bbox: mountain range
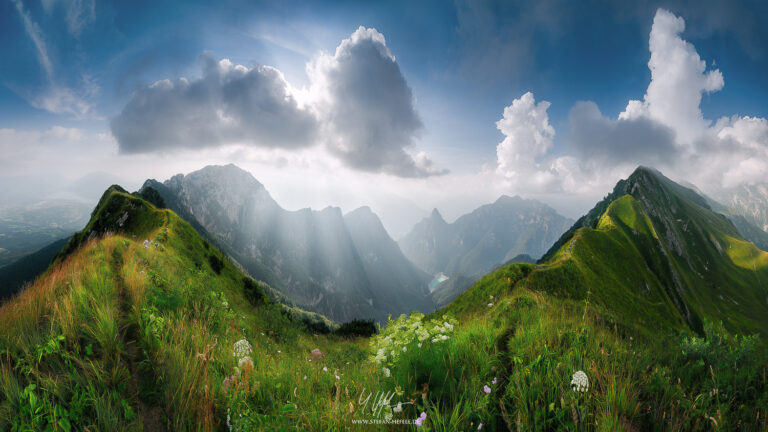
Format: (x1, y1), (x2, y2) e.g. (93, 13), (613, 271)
(399, 195), (572, 305)
(726, 183), (768, 232)
(1, 165), (767, 430)
(140, 164), (432, 323)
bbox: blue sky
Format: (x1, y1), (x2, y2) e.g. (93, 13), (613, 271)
(2, 0), (768, 236)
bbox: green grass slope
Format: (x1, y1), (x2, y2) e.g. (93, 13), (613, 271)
(0, 188), (383, 431)
(533, 167), (768, 338)
(1, 173), (767, 431)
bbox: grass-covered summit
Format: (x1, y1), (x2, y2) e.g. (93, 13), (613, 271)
(534, 166), (768, 337)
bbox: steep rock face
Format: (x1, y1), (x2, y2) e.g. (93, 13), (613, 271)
(142, 165), (432, 322)
(726, 183), (768, 232)
(398, 208), (451, 276)
(344, 207), (433, 315)
(399, 196), (572, 305)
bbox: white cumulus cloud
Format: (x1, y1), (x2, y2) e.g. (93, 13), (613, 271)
(619, 8), (724, 144)
(495, 8), (768, 203)
(307, 26), (444, 177)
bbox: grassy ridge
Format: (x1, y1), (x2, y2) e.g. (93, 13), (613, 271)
(1, 173), (767, 430)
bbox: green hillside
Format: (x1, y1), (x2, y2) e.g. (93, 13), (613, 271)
(535, 167), (768, 338)
(1, 171), (767, 431)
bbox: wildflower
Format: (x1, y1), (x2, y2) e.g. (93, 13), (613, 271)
(483, 385), (491, 394)
(222, 301), (229, 308)
(444, 322), (454, 331)
(402, 347), (407, 352)
(571, 370), (589, 393)
(492, 377), (498, 385)
(383, 367), (391, 377)
(441, 335), (449, 341)
(393, 402), (403, 413)
(303, 375), (307, 380)
(415, 412), (427, 427)
(312, 348), (326, 361)
(335, 375), (340, 380)
(431, 338), (438, 343)
(233, 339), (253, 359)
(277, 350), (281, 354)
(238, 356), (254, 371)
(323, 366), (328, 372)
(478, 423), (483, 430)
(487, 303), (494, 308)
(417, 343), (422, 348)
(237, 356), (253, 372)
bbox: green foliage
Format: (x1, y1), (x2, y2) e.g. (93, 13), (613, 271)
(133, 187), (166, 209)
(242, 276), (265, 306)
(335, 319), (377, 338)
(208, 254), (224, 274)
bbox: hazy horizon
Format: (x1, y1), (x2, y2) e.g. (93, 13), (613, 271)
(3, 1), (768, 236)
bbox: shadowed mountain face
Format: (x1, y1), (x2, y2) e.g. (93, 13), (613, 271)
(142, 164), (432, 323)
(398, 195), (572, 305)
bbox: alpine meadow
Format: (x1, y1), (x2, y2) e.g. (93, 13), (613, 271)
(1, 1), (768, 431)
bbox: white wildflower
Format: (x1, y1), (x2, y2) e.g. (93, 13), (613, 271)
(571, 370), (589, 393)
(383, 367), (391, 377)
(487, 303), (494, 308)
(323, 366), (328, 372)
(233, 339), (253, 359)
(440, 335), (449, 341)
(393, 402), (403, 413)
(402, 347), (407, 353)
(238, 356), (254, 371)
(444, 322), (454, 331)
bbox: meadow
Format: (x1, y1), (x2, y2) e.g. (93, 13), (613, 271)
(0, 190), (766, 431)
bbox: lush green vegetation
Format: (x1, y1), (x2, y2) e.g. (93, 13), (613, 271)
(1, 169), (767, 430)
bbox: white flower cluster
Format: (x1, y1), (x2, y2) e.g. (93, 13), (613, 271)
(371, 312), (457, 369)
(238, 356), (253, 371)
(233, 338), (253, 359)
(571, 370), (589, 393)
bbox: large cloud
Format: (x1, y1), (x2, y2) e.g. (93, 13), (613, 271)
(567, 101), (677, 167)
(495, 92), (594, 194)
(619, 8), (724, 144)
(496, 8), (768, 200)
(111, 55), (318, 153)
(112, 27), (443, 177)
(307, 27), (443, 177)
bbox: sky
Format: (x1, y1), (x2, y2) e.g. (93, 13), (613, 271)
(2, 0), (768, 237)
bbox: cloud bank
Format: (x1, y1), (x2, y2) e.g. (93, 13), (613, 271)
(495, 8), (768, 199)
(112, 56), (317, 153)
(111, 27), (442, 178)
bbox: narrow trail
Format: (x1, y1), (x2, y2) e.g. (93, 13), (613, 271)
(111, 243), (165, 431)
